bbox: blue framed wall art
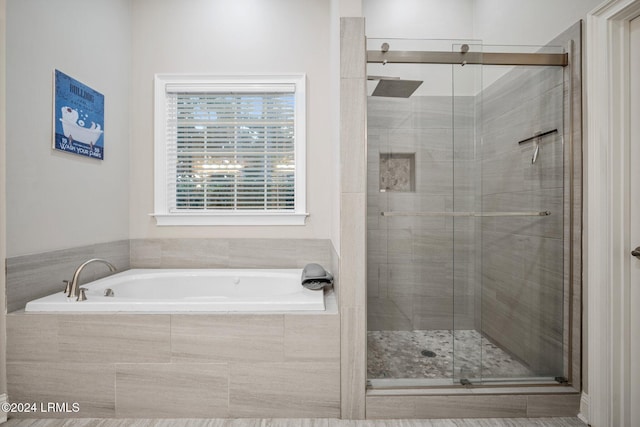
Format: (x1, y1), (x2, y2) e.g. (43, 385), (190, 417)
(53, 69), (105, 160)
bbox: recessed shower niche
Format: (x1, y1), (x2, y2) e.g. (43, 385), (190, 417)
(379, 152), (415, 192)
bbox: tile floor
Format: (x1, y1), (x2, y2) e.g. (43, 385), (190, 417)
(3, 418), (587, 427)
(367, 330), (535, 380)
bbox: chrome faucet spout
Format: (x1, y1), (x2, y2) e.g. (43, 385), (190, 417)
(67, 258), (117, 300)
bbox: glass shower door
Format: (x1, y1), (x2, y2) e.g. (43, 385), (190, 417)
(452, 45), (567, 383)
(367, 38), (473, 386)
(366, 39), (568, 388)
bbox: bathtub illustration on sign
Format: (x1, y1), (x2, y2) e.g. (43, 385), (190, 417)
(59, 106), (103, 146)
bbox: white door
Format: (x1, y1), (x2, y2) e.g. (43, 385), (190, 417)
(630, 15), (640, 427)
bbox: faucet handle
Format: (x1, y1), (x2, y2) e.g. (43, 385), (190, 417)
(63, 280), (71, 295)
(77, 288), (87, 302)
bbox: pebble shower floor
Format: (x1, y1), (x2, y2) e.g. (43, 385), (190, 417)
(367, 329), (534, 380)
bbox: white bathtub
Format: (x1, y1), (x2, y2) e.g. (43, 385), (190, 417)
(60, 118), (103, 145)
(24, 269), (325, 312)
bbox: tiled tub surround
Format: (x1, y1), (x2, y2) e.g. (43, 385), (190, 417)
(130, 238), (334, 270)
(6, 238), (340, 417)
(6, 238), (338, 312)
(6, 295), (339, 418)
(6, 240), (131, 313)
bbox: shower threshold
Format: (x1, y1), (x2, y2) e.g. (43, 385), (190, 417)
(366, 379), (578, 398)
(368, 376), (563, 390)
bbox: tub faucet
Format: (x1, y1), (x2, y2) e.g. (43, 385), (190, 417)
(67, 258), (117, 300)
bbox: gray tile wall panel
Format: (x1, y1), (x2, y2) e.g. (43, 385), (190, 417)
(6, 240), (130, 312)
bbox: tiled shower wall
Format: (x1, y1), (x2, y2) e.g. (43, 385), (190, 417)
(366, 23), (582, 381)
(479, 22), (582, 380)
(366, 96), (476, 331)
(479, 65), (565, 376)
(367, 89), (567, 373)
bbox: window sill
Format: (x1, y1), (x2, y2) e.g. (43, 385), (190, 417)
(150, 212), (309, 226)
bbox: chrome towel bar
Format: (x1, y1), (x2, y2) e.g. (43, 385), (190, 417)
(517, 129), (558, 145)
(380, 211), (551, 217)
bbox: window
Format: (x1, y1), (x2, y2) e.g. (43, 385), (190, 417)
(153, 74), (307, 225)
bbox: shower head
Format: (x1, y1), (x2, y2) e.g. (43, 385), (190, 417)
(370, 78), (423, 98)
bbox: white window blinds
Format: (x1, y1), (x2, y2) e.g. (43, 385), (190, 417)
(153, 75), (307, 226)
(166, 91), (296, 212)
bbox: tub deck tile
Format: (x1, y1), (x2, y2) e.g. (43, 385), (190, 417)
(6, 362), (115, 418)
(6, 314), (59, 362)
(58, 314), (171, 363)
(284, 314), (339, 361)
(115, 363), (229, 418)
(171, 314), (285, 362)
(229, 362), (340, 418)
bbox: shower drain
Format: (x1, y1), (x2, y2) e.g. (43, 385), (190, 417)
(421, 350), (437, 358)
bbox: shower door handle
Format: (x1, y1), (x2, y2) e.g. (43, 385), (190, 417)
(632, 247), (640, 259)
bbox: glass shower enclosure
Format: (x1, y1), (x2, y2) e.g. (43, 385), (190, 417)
(366, 38), (568, 387)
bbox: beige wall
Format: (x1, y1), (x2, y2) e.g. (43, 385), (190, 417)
(5, 0), (131, 257)
(130, 0), (334, 241)
(1, 0), (7, 400)
(473, 0), (602, 45)
(474, 0), (602, 88)
(5, 0), (339, 249)
(364, 0), (475, 39)
(364, 0), (601, 44)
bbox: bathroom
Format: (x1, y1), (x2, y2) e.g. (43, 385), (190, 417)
(1, 0), (639, 425)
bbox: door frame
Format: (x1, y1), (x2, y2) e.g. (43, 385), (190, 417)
(586, 0), (640, 425)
